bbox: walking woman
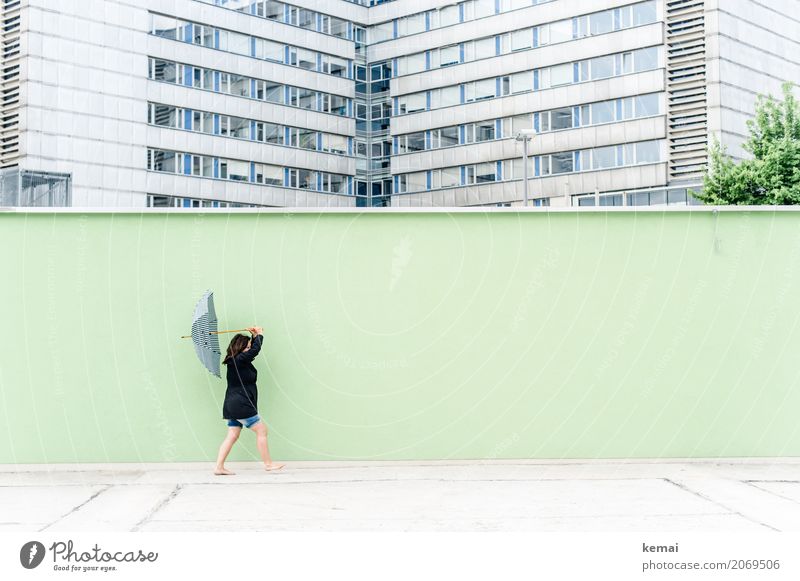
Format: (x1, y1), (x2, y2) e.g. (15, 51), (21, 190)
(214, 326), (284, 475)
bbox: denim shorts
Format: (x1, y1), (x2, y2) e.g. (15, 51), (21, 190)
(227, 414), (261, 428)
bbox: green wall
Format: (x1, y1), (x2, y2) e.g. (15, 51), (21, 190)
(1, 209), (799, 463)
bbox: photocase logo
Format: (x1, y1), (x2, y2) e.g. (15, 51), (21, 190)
(20, 541), (45, 569)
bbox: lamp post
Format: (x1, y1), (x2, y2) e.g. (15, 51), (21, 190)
(515, 129), (536, 207)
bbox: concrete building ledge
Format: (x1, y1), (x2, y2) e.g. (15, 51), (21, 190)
(3, 205), (800, 214)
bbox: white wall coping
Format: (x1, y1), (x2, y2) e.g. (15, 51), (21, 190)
(2, 206), (800, 214)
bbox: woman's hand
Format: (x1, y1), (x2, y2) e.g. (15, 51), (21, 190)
(253, 326), (263, 335)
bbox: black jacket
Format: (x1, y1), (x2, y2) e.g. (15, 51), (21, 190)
(222, 334), (263, 420)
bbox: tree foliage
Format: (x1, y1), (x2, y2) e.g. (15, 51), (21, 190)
(695, 83), (800, 205)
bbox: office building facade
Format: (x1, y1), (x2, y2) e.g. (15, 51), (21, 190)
(1, 0), (797, 208)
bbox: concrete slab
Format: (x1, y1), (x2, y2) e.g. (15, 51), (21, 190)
(138, 513), (764, 532)
(0, 459), (798, 532)
(748, 480), (800, 504)
(0, 485), (105, 528)
(149, 478), (722, 523)
(665, 478), (800, 531)
(44, 484), (178, 532)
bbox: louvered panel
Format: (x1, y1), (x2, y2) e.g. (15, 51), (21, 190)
(1, 0), (22, 168)
(666, 0), (707, 183)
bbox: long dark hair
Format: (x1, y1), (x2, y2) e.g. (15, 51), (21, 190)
(223, 333), (250, 365)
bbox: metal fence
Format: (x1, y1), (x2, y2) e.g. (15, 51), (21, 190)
(0, 168), (72, 206)
(573, 185), (703, 207)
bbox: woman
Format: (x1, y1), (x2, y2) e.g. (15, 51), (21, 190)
(214, 326), (284, 475)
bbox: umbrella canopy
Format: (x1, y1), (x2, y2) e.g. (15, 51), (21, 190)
(190, 290), (222, 377)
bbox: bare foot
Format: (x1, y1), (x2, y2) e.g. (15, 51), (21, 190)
(264, 463), (285, 471)
(214, 467), (236, 475)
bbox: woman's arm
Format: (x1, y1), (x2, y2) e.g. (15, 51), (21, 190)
(235, 333), (263, 364)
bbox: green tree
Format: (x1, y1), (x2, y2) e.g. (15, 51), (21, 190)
(695, 82), (800, 205)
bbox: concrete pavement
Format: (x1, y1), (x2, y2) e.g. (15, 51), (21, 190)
(1, 459), (800, 532)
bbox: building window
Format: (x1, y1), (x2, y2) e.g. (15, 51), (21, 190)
(430, 126), (459, 148)
(297, 8), (314, 30)
(192, 24), (215, 48)
(261, 122), (284, 144)
(430, 86), (460, 108)
(635, 140), (660, 163)
(635, 93), (659, 117)
(549, 19), (572, 43)
(264, 1), (283, 20)
(464, 36), (496, 61)
(404, 171), (427, 192)
(591, 101), (615, 124)
(590, 11), (613, 35)
(261, 81), (285, 104)
(295, 48), (316, 71)
(550, 63), (572, 86)
(438, 4), (460, 27)
(296, 88), (316, 110)
(149, 103), (177, 127)
(471, 0), (496, 19)
(439, 44), (460, 67)
(466, 162), (497, 184)
(330, 16), (348, 38)
(590, 55), (614, 79)
(592, 146), (616, 169)
(634, 46), (659, 72)
(227, 160), (249, 182)
(464, 78), (495, 102)
(440, 167), (460, 188)
(369, 22), (393, 43)
(510, 71), (531, 94)
(396, 174), (407, 193)
(633, 0), (658, 26)
(328, 94), (348, 116)
(323, 134), (348, 155)
(398, 93), (427, 114)
(327, 56), (348, 77)
(551, 152), (574, 174)
(322, 173), (347, 194)
(404, 53), (427, 75)
(150, 58), (177, 83)
(513, 114), (533, 133)
(399, 13), (426, 36)
(465, 121), (495, 143)
(289, 128), (317, 150)
(255, 38), (284, 63)
(150, 14), (178, 40)
(148, 149), (177, 173)
(511, 28), (532, 51)
(399, 132), (426, 153)
(550, 107), (573, 131)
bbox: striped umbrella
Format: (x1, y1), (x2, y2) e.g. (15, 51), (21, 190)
(181, 290), (252, 377)
(188, 290), (222, 377)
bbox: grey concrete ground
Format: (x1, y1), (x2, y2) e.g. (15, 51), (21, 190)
(1, 459), (800, 532)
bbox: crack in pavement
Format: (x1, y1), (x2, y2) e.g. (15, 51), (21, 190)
(38, 484), (112, 532)
(662, 478), (779, 532)
(744, 481), (800, 506)
(131, 484), (182, 532)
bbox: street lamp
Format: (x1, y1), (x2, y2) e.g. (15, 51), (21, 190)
(515, 129), (536, 207)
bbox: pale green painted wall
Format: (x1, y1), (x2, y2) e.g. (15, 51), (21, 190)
(1, 210), (799, 463)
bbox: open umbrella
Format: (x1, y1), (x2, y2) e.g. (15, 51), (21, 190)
(180, 290), (248, 377)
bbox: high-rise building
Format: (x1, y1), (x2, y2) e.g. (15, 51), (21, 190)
(1, 0), (797, 208)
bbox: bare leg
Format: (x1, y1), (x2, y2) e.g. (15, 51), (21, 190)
(214, 427), (241, 475)
(251, 421), (284, 471)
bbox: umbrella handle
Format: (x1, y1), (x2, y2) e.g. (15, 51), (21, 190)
(180, 328), (252, 339)
(211, 328), (252, 335)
